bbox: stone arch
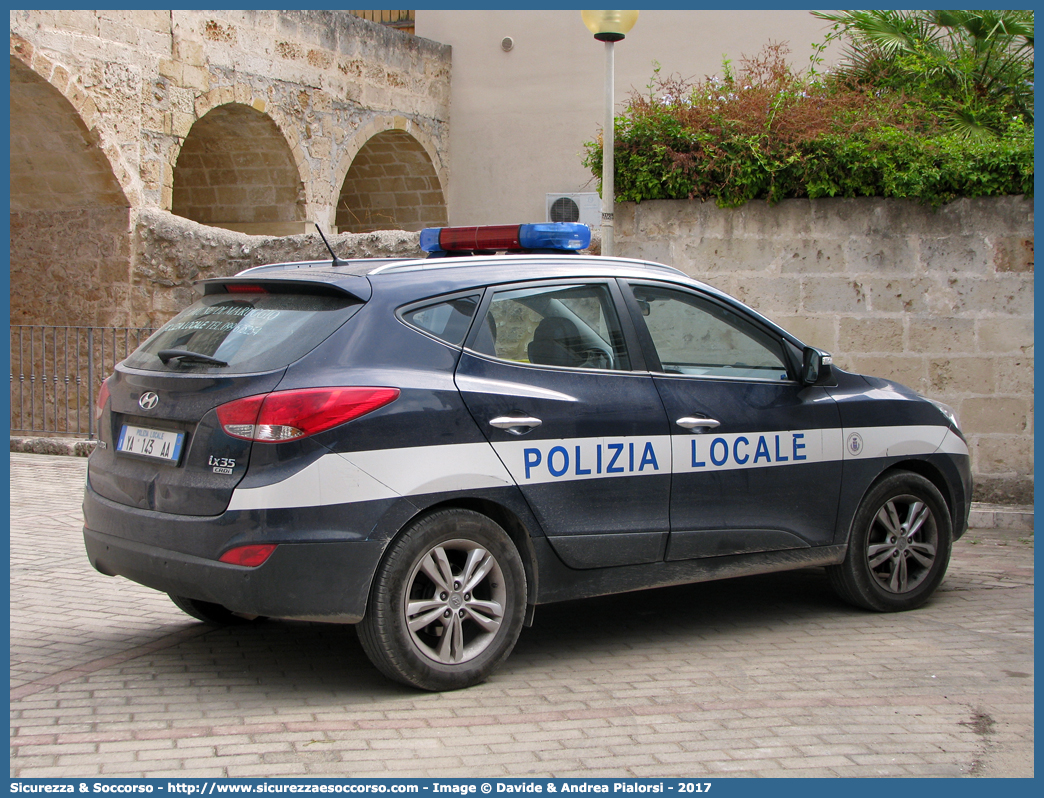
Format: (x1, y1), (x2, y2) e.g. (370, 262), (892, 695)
(9, 45), (134, 212)
(9, 37), (141, 208)
(170, 101), (308, 235)
(8, 49), (135, 327)
(335, 117), (448, 233)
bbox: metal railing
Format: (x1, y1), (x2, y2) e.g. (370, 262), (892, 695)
(10, 326), (154, 439)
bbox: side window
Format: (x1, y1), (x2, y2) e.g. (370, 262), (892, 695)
(401, 294), (481, 345)
(630, 284), (789, 380)
(471, 283), (631, 371)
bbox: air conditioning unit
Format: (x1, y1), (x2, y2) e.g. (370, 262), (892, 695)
(546, 193), (601, 226)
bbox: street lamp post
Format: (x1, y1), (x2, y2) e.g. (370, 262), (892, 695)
(582, 10), (638, 258)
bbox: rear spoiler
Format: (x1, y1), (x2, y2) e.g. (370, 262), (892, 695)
(196, 271), (372, 302)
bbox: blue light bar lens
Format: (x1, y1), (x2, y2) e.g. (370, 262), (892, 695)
(518, 223), (591, 251)
(419, 228), (443, 252)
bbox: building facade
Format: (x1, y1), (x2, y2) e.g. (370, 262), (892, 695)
(415, 9), (838, 225)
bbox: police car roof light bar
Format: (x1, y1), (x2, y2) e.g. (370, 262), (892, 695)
(419, 223), (591, 255)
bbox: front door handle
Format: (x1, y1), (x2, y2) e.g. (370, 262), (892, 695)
(489, 416), (543, 435)
(676, 416), (721, 431)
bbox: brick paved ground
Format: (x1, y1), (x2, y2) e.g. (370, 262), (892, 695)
(10, 452), (1034, 778)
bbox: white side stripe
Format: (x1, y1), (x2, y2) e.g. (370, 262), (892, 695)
(226, 443), (514, 511)
(226, 452), (396, 511)
(224, 424), (966, 510)
(841, 425), (966, 459)
(937, 428), (971, 456)
(671, 429), (843, 475)
(494, 436), (673, 485)
(349, 443), (515, 496)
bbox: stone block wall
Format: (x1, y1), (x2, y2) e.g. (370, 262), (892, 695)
(616, 196), (1034, 505)
(10, 208), (133, 328)
(10, 9), (451, 227)
(336, 129), (449, 233)
(129, 208), (423, 326)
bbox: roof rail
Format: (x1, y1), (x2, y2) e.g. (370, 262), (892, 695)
(237, 258), (411, 276)
(368, 254), (688, 277)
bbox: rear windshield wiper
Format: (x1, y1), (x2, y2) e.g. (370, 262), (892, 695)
(157, 349), (229, 367)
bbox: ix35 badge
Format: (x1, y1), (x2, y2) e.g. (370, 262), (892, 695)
(208, 455), (236, 475)
(138, 392), (159, 410)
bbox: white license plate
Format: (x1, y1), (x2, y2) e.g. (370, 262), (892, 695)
(116, 424), (185, 462)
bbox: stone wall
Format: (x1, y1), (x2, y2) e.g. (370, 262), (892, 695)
(130, 208), (422, 325)
(10, 204), (424, 327)
(616, 196), (1034, 505)
(10, 208), (132, 327)
(10, 9), (451, 226)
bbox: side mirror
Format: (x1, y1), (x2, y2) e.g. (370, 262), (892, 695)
(801, 347), (833, 386)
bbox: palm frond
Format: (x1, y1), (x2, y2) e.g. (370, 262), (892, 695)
(944, 106), (1000, 140)
(815, 8), (1034, 128)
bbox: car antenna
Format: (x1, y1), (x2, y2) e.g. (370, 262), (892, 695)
(314, 223), (342, 267)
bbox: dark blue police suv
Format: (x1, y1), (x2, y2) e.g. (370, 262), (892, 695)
(84, 223), (971, 691)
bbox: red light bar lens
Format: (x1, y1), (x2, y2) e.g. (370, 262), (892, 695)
(216, 387), (400, 442)
(420, 223), (590, 253)
(439, 225), (522, 252)
(219, 544), (277, 567)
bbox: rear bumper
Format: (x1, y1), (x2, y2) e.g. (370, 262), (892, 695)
(85, 527), (384, 622)
(82, 481), (395, 622)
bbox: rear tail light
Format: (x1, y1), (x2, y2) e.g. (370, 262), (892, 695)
(215, 387), (400, 442)
(219, 544), (277, 567)
(95, 378), (111, 420)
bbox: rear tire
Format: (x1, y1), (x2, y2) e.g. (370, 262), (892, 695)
(828, 471), (952, 612)
(358, 508), (526, 691)
(168, 594), (264, 625)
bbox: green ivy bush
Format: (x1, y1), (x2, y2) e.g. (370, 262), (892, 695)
(584, 37), (1034, 208)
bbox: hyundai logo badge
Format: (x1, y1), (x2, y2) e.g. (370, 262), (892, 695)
(138, 392), (160, 411)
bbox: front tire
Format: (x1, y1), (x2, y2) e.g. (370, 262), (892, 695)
(358, 509), (526, 691)
(828, 471), (953, 612)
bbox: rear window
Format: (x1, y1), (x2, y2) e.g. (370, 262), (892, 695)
(125, 292), (361, 373)
(400, 294), (481, 346)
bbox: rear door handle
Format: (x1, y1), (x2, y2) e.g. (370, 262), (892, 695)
(489, 416), (543, 435)
(676, 416), (721, 431)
